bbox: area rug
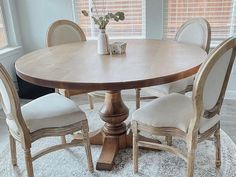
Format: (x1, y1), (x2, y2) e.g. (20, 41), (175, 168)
(0, 101), (236, 177)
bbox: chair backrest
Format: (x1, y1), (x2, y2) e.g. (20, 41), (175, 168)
(190, 37), (236, 133)
(175, 18), (211, 53)
(46, 19), (86, 47)
(0, 64), (28, 139)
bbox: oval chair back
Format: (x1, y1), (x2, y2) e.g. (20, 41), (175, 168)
(190, 37), (236, 133)
(0, 64), (29, 141)
(46, 19), (86, 47)
(175, 18), (211, 53)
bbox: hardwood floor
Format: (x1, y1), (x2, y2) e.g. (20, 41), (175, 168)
(221, 99), (236, 143)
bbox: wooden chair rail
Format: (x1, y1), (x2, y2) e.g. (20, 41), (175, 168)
(138, 141), (188, 161)
(32, 141), (80, 161)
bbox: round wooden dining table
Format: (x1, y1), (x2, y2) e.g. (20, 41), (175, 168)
(15, 39), (207, 170)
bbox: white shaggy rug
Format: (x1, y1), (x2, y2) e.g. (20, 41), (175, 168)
(1, 101), (236, 177)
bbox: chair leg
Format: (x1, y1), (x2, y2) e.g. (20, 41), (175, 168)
(60, 136), (66, 144)
(136, 88), (141, 110)
(24, 148), (34, 177)
(55, 88), (59, 93)
(81, 120), (94, 172)
(165, 135), (172, 146)
(132, 121), (139, 173)
(88, 94), (94, 110)
(186, 141), (197, 177)
(9, 134), (17, 166)
(214, 125), (221, 168)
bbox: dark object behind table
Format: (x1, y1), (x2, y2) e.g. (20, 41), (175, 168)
(17, 75), (54, 99)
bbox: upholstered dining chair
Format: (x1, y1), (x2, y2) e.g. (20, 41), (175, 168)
(0, 64), (94, 177)
(135, 18), (211, 109)
(132, 37), (236, 177)
(46, 19), (98, 109)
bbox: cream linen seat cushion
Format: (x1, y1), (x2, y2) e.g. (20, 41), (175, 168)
(6, 93), (86, 134)
(132, 93), (220, 134)
(142, 76), (194, 97)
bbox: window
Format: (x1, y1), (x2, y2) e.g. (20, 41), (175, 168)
(0, 4), (8, 48)
(74, 0), (146, 39)
(164, 0), (236, 46)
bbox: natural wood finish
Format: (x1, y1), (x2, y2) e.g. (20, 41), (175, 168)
(100, 91), (128, 136)
(96, 136), (119, 170)
(46, 20), (94, 110)
(81, 120), (94, 172)
(96, 91), (129, 170)
(175, 18), (211, 53)
(24, 149), (34, 177)
(165, 135), (172, 146)
(135, 88), (141, 110)
(72, 92), (161, 170)
(15, 40), (207, 91)
(46, 20), (106, 110)
(46, 19), (86, 46)
(9, 134), (17, 166)
(214, 123), (221, 168)
(15, 39), (206, 171)
(0, 64), (94, 177)
(132, 37), (236, 177)
(132, 121), (138, 173)
(136, 18), (211, 110)
(60, 136), (67, 144)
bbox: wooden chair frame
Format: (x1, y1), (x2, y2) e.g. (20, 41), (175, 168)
(46, 19), (106, 112)
(0, 64), (94, 177)
(135, 17), (211, 110)
(132, 37), (236, 177)
(46, 19), (94, 107)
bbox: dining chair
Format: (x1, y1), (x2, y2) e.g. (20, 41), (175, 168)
(132, 37), (236, 177)
(135, 18), (211, 109)
(46, 19), (98, 110)
(0, 64), (94, 177)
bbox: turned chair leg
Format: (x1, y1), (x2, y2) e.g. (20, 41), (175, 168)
(165, 136), (172, 146)
(60, 136), (67, 144)
(214, 124), (221, 168)
(186, 141), (197, 177)
(24, 148), (34, 177)
(132, 121), (139, 173)
(9, 134), (17, 166)
(88, 94), (94, 110)
(135, 88), (141, 110)
(81, 120), (94, 172)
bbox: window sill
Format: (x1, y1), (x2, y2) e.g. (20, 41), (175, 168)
(87, 36), (146, 40)
(0, 46), (23, 59)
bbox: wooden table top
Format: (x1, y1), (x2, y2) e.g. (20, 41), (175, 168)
(15, 39), (207, 91)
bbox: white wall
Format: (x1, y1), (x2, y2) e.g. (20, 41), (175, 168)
(0, 47), (24, 83)
(15, 0), (74, 53)
(146, 0), (163, 39)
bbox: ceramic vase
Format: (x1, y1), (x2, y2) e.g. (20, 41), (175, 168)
(97, 29), (109, 55)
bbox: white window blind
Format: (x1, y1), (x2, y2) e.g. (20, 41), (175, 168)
(74, 0), (146, 39)
(0, 4), (8, 48)
(164, 0), (236, 46)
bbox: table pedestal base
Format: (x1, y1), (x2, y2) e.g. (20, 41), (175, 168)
(73, 129), (161, 170)
(73, 91), (161, 170)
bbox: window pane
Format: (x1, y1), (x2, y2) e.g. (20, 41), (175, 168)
(164, 0), (236, 46)
(74, 0), (145, 38)
(0, 5), (7, 48)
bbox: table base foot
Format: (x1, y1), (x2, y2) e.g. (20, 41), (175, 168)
(73, 129), (161, 171)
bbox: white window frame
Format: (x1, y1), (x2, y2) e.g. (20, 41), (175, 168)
(163, 0), (236, 48)
(72, 0), (146, 40)
(0, 0), (22, 53)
